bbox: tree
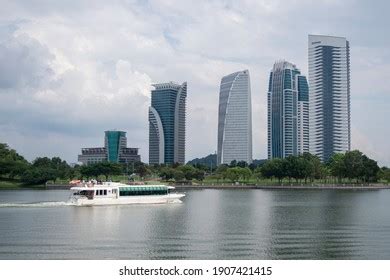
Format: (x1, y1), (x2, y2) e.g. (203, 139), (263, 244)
(98, 162), (122, 180)
(284, 155), (307, 183)
(261, 158), (286, 183)
(178, 165), (197, 180)
(361, 155), (380, 183)
(241, 167), (252, 182)
(253, 166), (263, 182)
(134, 163), (151, 178)
(31, 156), (70, 183)
(0, 143), (29, 178)
(344, 150), (364, 182)
(237, 161), (248, 168)
(159, 167), (175, 180)
(328, 153), (346, 183)
(193, 169), (205, 181)
(379, 167), (390, 183)
(224, 167), (242, 182)
(173, 170), (185, 182)
(80, 165), (98, 179)
(21, 167), (57, 185)
(215, 164), (228, 180)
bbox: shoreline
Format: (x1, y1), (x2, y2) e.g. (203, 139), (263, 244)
(174, 184), (390, 191)
(0, 183), (385, 191)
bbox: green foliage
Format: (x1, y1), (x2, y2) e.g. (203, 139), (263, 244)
(1, 142), (384, 186)
(224, 167), (252, 182)
(79, 162), (122, 180)
(0, 143), (29, 178)
(237, 161), (248, 168)
(328, 150), (380, 183)
(173, 170), (185, 182)
(328, 153), (346, 182)
(159, 166), (175, 180)
(134, 162), (151, 178)
(177, 165), (196, 180)
(379, 167), (390, 183)
(261, 158), (286, 182)
(21, 167), (57, 185)
(344, 150), (365, 180)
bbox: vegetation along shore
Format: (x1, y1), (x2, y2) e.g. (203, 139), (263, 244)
(1, 143), (390, 190)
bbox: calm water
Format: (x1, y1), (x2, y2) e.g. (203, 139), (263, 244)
(0, 188), (390, 259)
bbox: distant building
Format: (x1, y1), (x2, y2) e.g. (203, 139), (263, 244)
(78, 130), (140, 165)
(217, 70), (252, 165)
(267, 61), (309, 159)
(308, 35), (351, 162)
(149, 81), (187, 164)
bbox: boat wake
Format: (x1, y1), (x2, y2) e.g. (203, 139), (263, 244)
(0, 201), (75, 208)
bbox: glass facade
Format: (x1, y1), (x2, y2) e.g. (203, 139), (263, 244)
(268, 61), (309, 159)
(308, 35), (351, 162)
(105, 131), (126, 162)
(149, 82), (187, 164)
(217, 70), (252, 165)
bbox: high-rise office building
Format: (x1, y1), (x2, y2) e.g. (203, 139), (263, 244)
(78, 130), (140, 165)
(267, 61), (309, 159)
(149, 81), (187, 165)
(308, 35), (351, 162)
(217, 70), (252, 165)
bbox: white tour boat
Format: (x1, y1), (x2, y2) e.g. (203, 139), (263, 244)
(69, 182), (185, 206)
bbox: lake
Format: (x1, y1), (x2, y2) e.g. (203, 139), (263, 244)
(0, 188), (390, 259)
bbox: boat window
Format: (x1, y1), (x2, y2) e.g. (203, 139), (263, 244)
(118, 186), (168, 196)
(103, 190), (107, 195)
(95, 190), (99, 196)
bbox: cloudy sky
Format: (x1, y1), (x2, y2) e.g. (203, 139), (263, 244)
(0, 0), (389, 166)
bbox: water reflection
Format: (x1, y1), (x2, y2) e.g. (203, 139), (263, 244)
(1, 189), (390, 259)
(264, 190), (390, 259)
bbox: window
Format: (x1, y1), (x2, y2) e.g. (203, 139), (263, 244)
(103, 190), (107, 195)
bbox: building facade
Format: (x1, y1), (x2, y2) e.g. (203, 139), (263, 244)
(78, 131), (141, 165)
(149, 82), (187, 165)
(267, 61), (309, 159)
(217, 70), (252, 165)
(308, 35), (351, 162)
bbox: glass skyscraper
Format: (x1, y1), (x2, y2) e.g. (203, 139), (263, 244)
(149, 82), (187, 165)
(267, 61), (309, 159)
(217, 70), (252, 165)
(308, 35), (351, 162)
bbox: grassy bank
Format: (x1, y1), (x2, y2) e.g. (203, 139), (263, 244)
(0, 178), (44, 190)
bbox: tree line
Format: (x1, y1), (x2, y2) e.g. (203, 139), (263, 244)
(1, 142), (390, 185)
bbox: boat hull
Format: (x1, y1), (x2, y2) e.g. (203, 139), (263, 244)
(71, 193), (185, 206)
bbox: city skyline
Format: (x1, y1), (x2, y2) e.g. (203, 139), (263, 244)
(0, 1), (389, 166)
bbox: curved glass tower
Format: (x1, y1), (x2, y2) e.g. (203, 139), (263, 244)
(308, 35), (351, 162)
(217, 70), (252, 165)
(149, 82), (187, 164)
(267, 61), (309, 159)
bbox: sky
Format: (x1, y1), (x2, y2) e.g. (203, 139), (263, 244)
(0, 0), (389, 166)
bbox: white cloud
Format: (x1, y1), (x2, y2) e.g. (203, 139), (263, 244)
(0, 0), (389, 166)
